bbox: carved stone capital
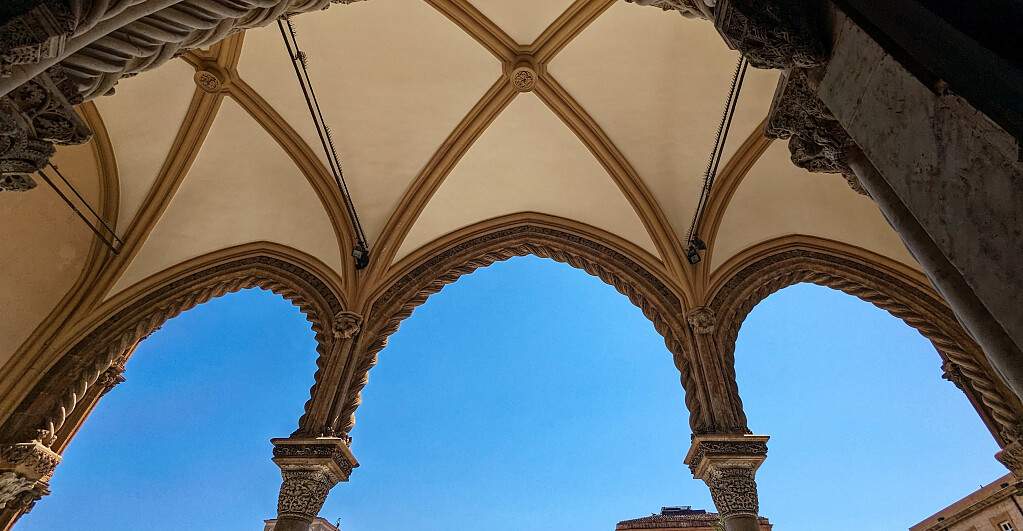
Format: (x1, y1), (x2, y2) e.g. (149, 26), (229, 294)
(623, 0), (710, 20)
(685, 434), (768, 520)
(1, 66), (91, 181)
(766, 69), (867, 195)
(0, 440), (60, 512)
(713, 0), (827, 70)
(687, 306), (717, 335)
(272, 437), (358, 522)
(332, 311), (363, 340)
(0, 1), (77, 77)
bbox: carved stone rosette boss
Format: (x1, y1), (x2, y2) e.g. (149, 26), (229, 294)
(684, 434), (769, 521)
(272, 437), (358, 523)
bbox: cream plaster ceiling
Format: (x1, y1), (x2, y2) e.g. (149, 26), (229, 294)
(110, 100), (341, 294)
(396, 93), (659, 261)
(93, 60), (195, 233)
(238, 0), (499, 246)
(549, 2), (780, 239)
(0, 143), (100, 364)
(710, 141), (918, 272)
(471, 0), (576, 44)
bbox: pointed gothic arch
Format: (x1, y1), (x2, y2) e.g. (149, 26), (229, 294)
(0, 244), (350, 455)
(329, 215), (722, 438)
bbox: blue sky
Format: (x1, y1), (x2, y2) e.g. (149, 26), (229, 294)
(19, 256), (1004, 530)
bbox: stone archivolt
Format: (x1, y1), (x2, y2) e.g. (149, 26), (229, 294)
(342, 223), (707, 438)
(707, 246), (1023, 448)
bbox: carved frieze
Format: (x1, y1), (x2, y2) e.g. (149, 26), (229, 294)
(0, 441), (60, 512)
(0, 1), (76, 77)
(765, 69), (867, 195)
(713, 0), (827, 70)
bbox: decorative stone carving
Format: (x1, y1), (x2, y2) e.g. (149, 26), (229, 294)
(332, 311), (362, 340)
(272, 437), (358, 522)
(96, 363), (127, 396)
(765, 69), (867, 195)
(713, 0), (827, 70)
(996, 440), (1023, 476)
(623, 0), (710, 19)
(193, 70), (224, 94)
(510, 64), (537, 93)
(0, 1), (76, 77)
(0, 441), (60, 512)
(685, 434), (768, 521)
(941, 360), (966, 391)
(0, 66), (91, 181)
(687, 306), (717, 335)
(0, 173), (36, 191)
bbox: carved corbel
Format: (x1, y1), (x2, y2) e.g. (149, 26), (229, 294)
(272, 437), (358, 524)
(687, 306), (717, 335)
(332, 311), (363, 341)
(940, 360), (966, 391)
(0, 440), (60, 513)
(713, 0), (827, 69)
(765, 69), (867, 195)
(0, 66), (91, 185)
(684, 434), (769, 521)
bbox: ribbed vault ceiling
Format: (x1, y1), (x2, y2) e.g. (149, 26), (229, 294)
(7, 0), (922, 323)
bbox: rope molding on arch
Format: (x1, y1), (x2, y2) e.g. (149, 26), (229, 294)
(333, 224), (711, 436)
(708, 248), (1023, 444)
(1, 255), (346, 447)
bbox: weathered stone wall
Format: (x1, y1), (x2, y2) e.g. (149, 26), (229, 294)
(817, 10), (1023, 393)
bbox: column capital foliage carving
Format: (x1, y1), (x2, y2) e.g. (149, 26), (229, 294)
(0, 440), (60, 512)
(765, 68), (866, 195)
(685, 435), (768, 520)
(272, 437), (358, 521)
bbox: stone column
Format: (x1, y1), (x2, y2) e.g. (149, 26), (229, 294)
(271, 437), (358, 531)
(684, 434), (769, 531)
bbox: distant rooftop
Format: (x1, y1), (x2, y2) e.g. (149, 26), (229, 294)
(617, 506), (772, 530)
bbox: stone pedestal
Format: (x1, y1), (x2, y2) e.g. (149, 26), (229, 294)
(271, 437), (358, 531)
(684, 434), (769, 531)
